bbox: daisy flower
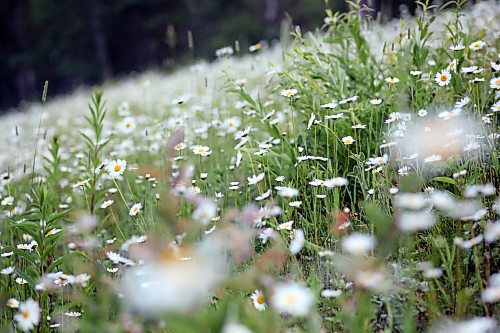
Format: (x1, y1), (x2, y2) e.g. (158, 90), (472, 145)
(1, 196), (14, 206)
(341, 233), (375, 256)
(250, 290), (267, 311)
(192, 201), (217, 225)
(280, 88), (298, 98)
(435, 69), (452, 86)
(449, 44), (465, 51)
(320, 102), (338, 109)
(461, 65), (477, 74)
(448, 59), (458, 72)
(119, 117), (136, 133)
(174, 143), (187, 151)
(342, 136), (355, 145)
(191, 145), (212, 156)
(106, 159), (127, 179)
(489, 77), (500, 90)
(277, 187), (299, 198)
(277, 220), (294, 231)
(352, 124), (366, 129)
(491, 101), (500, 112)
(370, 98), (382, 105)
(100, 200), (114, 209)
(129, 203), (142, 216)
(469, 40), (485, 51)
(223, 117), (241, 133)
(14, 299), (40, 332)
(289, 229), (305, 254)
(271, 282), (314, 317)
(385, 77), (399, 84)
(323, 177), (348, 188)
(16, 277), (28, 285)
(418, 109), (428, 117)
(410, 70), (422, 76)
(455, 96), (470, 109)
(7, 298), (19, 308)
(247, 173), (265, 185)
(1, 266), (15, 275)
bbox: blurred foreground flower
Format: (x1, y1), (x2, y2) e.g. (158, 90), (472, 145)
(121, 237), (227, 316)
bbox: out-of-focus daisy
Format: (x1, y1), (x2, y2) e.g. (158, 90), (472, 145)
(222, 117), (241, 133)
(370, 98), (382, 105)
(119, 116), (136, 133)
(106, 159), (127, 179)
(481, 273), (500, 303)
(271, 282), (314, 317)
(129, 203), (142, 216)
(1, 196), (14, 206)
(280, 88), (298, 98)
(489, 77), (500, 90)
(385, 77), (400, 84)
(397, 210), (435, 232)
(16, 277), (28, 285)
(469, 40), (485, 51)
(418, 109), (428, 117)
(289, 229), (305, 254)
(341, 233), (375, 256)
(321, 289), (342, 298)
(7, 298), (19, 308)
(192, 200), (217, 225)
(174, 143), (187, 151)
(1, 266), (15, 275)
(323, 177), (348, 188)
(250, 289), (267, 311)
(448, 59), (458, 72)
(491, 101), (500, 112)
(277, 187), (299, 198)
(100, 200), (114, 209)
(191, 145), (212, 156)
(14, 299), (40, 332)
(247, 173), (265, 185)
(277, 220), (294, 231)
(321, 102), (338, 109)
(449, 44), (465, 51)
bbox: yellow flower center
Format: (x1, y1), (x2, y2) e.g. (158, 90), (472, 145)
(125, 122), (131, 128)
(440, 75), (447, 81)
(22, 310), (30, 319)
(256, 295), (265, 304)
(114, 165), (122, 172)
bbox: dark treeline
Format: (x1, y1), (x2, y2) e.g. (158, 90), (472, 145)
(1, 0), (422, 112)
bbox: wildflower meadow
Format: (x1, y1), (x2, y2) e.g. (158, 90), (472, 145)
(0, 1), (499, 332)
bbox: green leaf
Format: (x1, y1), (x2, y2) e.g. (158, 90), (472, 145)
(46, 252), (86, 273)
(432, 176), (456, 185)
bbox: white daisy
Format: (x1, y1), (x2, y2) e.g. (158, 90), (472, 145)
(14, 299), (40, 332)
(435, 69), (451, 86)
(271, 282), (314, 317)
(250, 289), (267, 311)
(129, 203), (142, 216)
(106, 159), (127, 179)
(342, 136), (355, 145)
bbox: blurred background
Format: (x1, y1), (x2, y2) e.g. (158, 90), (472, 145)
(0, 0), (424, 112)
